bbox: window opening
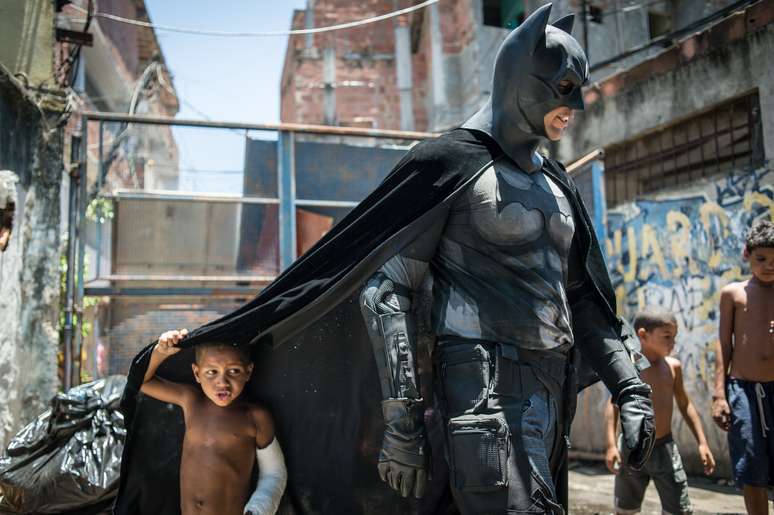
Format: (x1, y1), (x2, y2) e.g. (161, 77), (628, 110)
(604, 92), (764, 208)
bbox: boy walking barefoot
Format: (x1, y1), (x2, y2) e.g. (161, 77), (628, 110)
(606, 307), (715, 515)
(714, 220), (774, 515)
(141, 329), (287, 515)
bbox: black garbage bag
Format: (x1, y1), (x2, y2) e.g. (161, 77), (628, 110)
(0, 375), (126, 514)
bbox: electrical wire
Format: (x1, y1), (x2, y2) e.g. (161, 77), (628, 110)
(599, 0), (672, 18)
(69, 0), (439, 38)
(93, 60), (169, 194)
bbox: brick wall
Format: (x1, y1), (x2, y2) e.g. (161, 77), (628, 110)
(441, 0), (476, 53)
(280, 0), (443, 130)
(280, 0), (486, 132)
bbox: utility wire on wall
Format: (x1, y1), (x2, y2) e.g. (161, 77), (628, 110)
(598, 0), (673, 18)
(69, 0), (439, 38)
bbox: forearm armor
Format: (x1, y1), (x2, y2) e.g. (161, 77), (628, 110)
(571, 291), (643, 402)
(360, 272), (420, 400)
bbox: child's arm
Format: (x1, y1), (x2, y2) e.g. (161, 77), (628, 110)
(671, 358), (716, 475)
(712, 285), (734, 431)
(244, 407), (287, 515)
(140, 329), (195, 407)
(604, 400), (621, 474)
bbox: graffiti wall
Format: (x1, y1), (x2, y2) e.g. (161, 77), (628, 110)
(571, 165), (774, 477)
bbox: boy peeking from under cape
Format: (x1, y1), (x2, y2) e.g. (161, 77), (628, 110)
(140, 328), (286, 515)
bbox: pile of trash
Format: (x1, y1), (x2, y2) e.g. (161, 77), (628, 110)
(0, 376), (126, 514)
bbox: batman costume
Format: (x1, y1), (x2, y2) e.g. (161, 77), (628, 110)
(358, 6), (655, 513)
(114, 5), (654, 514)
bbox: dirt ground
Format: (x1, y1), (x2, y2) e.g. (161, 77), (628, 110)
(568, 462), (748, 515)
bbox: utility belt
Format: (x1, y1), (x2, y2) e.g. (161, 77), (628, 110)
(434, 335), (570, 402)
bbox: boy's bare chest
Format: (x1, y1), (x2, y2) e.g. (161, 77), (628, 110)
(729, 285), (774, 380)
(642, 361), (674, 396)
(642, 361), (675, 419)
(734, 288), (774, 341)
(184, 403), (255, 450)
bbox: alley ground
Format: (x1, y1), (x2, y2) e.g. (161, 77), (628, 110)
(568, 462), (748, 514)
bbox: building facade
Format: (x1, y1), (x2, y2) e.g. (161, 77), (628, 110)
(0, 0), (66, 447)
(0, 0), (183, 446)
(562, 0), (773, 476)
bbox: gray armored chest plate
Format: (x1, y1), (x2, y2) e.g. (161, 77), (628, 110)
(430, 159), (576, 349)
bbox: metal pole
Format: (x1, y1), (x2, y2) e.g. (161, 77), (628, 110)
(95, 121), (103, 280)
(394, 7), (415, 131)
(591, 160), (607, 258)
(80, 111), (436, 140)
(323, 47), (336, 126)
(75, 128), (88, 385)
(110, 190), (280, 204)
(63, 133), (81, 391)
(277, 131), (297, 270)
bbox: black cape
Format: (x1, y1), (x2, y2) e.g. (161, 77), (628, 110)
(114, 128), (627, 514)
(114, 129), (507, 514)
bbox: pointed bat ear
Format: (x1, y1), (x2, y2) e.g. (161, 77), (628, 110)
(552, 13), (575, 34)
(520, 3), (553, 50)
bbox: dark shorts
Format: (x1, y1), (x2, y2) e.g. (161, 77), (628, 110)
(727, 377), (774, 488)
(614, 434), (692, 515)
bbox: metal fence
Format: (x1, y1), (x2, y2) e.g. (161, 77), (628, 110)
(604, 91), (764, 207)
(64, 111), (433, 386)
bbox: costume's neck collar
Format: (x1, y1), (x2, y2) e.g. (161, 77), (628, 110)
(462, 100), (545, 173)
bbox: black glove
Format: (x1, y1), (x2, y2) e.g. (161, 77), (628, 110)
(617, 383), (656, 470)
(378, 399), (428, 499)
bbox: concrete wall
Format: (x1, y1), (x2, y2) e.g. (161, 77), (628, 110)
(0, 1), (55, 88)
(0, 70), (62, 446)
(558, 13), (774, 163)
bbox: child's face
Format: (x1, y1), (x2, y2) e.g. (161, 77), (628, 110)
(745, 247), (774, 283)
(191, 347), (253, 407)
(638, 323), (677, 359)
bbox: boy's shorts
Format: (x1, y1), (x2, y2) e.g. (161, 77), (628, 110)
(727, 377), (774, 488)
(614, 434), (692, 515)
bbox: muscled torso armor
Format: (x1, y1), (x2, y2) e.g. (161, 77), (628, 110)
(430, 159), (576, 350)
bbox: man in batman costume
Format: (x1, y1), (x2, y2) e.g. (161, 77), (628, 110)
(114, 4), (654, 514)
(358, 4), (655, 514)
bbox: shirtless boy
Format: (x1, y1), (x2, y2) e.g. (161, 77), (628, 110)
(140, 328), (287, 515)
(606, 306), (715, 515)
(713, 220), (774, 515)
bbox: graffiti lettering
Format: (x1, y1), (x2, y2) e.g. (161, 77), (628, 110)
(605, 166), (772, 396)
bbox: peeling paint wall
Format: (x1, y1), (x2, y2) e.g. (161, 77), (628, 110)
(0, 169), (22, 447)
(0, 71), (62, 447)
(572, 165), (774, 477)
